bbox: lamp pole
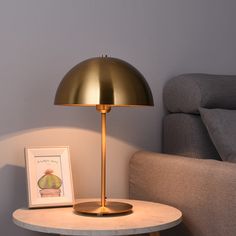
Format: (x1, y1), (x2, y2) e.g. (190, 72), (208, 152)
(73, 104), (132, 215)
(96, 105), (111, 208)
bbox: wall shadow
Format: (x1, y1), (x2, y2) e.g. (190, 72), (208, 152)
(0, 106), (159, 152)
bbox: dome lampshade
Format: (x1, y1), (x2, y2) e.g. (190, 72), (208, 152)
(54, 57), (154, 107)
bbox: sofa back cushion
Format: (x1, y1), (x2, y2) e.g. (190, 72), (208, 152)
(163, 74), (236, 114)
(163, 113), (221, 160)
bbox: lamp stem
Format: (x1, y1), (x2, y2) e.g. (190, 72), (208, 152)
(96, 105), (111, 208)
(73, 105), (133, 215)
(101, 112), (106, 207)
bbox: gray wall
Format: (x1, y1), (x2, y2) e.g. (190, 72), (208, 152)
(1, 0), (236, 235)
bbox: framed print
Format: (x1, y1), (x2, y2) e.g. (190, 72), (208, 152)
(25, 146), (74, 208)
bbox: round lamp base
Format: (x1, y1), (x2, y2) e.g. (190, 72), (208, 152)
(73, 201), (133, 216)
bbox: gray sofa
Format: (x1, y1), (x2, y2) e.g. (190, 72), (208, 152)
(129, 74), (236, 236)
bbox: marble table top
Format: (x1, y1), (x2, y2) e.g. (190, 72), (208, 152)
(13, 199), (182, 236)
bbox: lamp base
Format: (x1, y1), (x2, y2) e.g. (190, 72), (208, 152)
(73, 201), (133, 216)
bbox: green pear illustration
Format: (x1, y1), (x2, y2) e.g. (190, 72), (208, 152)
(38, 169), (62, 189)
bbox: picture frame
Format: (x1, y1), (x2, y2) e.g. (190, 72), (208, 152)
(25, 146), (74, 208)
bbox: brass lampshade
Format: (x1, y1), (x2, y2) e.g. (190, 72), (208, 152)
(54, 56), (154, 215)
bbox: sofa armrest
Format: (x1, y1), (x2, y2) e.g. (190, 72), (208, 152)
(129, 151), (236, 236)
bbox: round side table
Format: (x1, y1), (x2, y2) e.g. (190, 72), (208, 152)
(13, 199), (182, 236)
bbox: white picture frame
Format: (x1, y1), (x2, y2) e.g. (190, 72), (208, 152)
(25, 146), (74, 208)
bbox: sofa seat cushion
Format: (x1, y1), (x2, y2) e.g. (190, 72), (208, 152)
(200, 108), (236, 163)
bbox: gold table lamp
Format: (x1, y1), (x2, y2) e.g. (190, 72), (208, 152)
(54, 56), (154, 215)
